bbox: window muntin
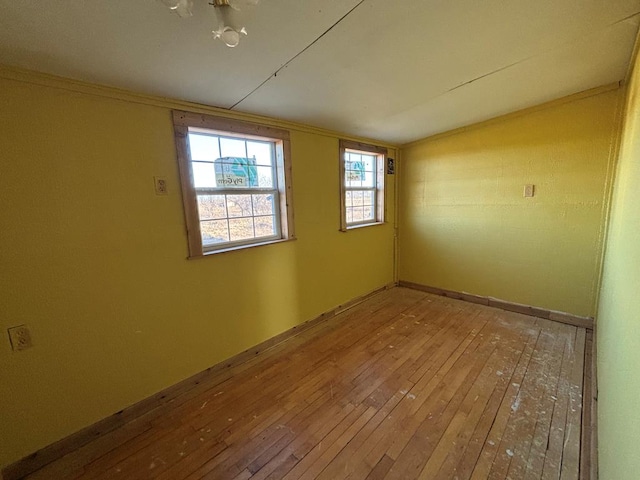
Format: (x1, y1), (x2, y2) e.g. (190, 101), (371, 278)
(172, 111), (294, 257)
(339, 140), (386, 230)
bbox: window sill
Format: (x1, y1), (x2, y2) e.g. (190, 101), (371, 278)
(340, 221), (386, 232)
(188, 236), (296, 259)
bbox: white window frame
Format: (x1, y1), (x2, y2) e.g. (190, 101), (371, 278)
(339, 139), (387, 231)
(172, 111), (295, 257)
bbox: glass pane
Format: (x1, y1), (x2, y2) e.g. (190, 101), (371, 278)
(346, 207), (353, 224)
(362, 190), (375, 206)
(363, 154), (375, 172)
(352, 207), (364, 223)
(345, 191), (352, 207)
(201, 220), (229, 245)
(229, 217), (255, 241)
(214, 158), (258, 188)
(188, 134), (220, 162)
(361, 170), (375, 188)
(252, 194), (275, 216)
(254, 216), (276, 237)
(246, 141), (273, 166)
(363, 206), (375, 221)
(345, 171), (362, 188)
(198, 195), (226, 220)
(256, 166), (274, 188)
(345, 152), (365, 188)
(345, 151), (376, 188)
(220, 137), (246, 158)
(226, 194), (253, 218)
(352, 190), (364, 206)
(347, 152), (361, 164)
(192, 162), (217, 188)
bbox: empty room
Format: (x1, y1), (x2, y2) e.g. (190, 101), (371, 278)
(1, 1), (639, 479)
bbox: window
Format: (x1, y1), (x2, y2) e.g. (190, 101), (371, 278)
(172, 111), (294, 257)
(339, 140), (387, 230)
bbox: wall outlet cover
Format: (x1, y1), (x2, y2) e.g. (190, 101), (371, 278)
(8, 325), (33, 351)
(154, 176), (168, 195)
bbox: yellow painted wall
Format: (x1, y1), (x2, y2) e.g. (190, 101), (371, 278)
(0, 70), (396, 468)
(398, 88), (621, 317)
(597, 46), (640, 479)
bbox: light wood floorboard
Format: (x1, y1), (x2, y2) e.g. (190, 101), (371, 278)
(23, 287), (587, 480)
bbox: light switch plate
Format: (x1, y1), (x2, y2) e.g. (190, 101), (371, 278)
(524, 184), (535, 198)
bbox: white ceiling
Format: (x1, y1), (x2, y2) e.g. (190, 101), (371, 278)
(1, 0), (639, 144)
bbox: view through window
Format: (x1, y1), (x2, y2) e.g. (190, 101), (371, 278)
(188, 131), (280, 248)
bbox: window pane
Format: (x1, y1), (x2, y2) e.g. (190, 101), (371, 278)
(201, 220), (229, 245)
(226, 195), (253, 218)
(362, 190), (375, 206)
(214, 158), (258, 188)
(252, 194), (275, 216)
(363, 154), (375, 171)
(229, 217), (255, 241)
(345, 151), (376, 188)
(188, 134), (220, 161)
(352, 207), (365, 223)
(361, 170), (375, 188)
(219, 137), (245, 158)
(345, 171), (362, 188)
(345, 152), (365, 188)
(352, 191), (364, 206)
(198, 195), (226, 220)
(256, 166), (274, 188)
(192, 162), (217, 188)
(346, 207), (353, 223)
(363, 206), (375, 221)
(345, 153), (359, 167)
(246, 141), (273, 166)
(345, 191), (352, 207)
(254, 216), (276, 237)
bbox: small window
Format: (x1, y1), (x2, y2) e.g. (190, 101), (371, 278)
(172, 111), (294, 257)
(339, 140), (387, 230)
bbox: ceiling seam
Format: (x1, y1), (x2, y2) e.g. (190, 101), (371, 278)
(229, 0), (369, 110)
(402, 10), (640, 113)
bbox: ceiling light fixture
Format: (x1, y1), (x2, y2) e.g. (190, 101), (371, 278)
(159, 0), (259, 48)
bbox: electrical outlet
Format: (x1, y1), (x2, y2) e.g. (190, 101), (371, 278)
(8, 325), (33, 351)
(154, 176), (168, 195)
(523, 184), (535, 198)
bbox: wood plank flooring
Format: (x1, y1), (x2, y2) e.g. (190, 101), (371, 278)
(23, 287), (588, 480)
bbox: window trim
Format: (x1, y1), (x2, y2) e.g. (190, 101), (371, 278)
(339, 139), (387, 231)
(172, 110), (295, 258)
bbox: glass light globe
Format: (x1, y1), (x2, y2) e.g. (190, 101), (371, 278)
(212, 5), (248, 47)
(221, 29), (241, 48)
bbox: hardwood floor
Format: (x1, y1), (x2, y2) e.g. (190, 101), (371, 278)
(24, 287), (588, 479)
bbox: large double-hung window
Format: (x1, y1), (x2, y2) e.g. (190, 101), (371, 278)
(339, 140), (387, 230)
(172, 111), (294, 257)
